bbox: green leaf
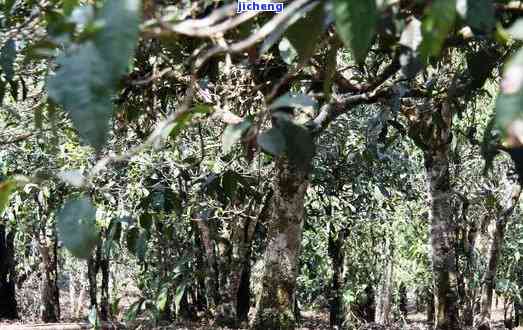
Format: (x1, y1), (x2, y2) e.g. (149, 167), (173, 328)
(278, 38), (298, 65)
(56, 197), (100, 259)
(284, 3), (326, 61)
(222, 120), (251, 154)
(156, 286), (169, 312)
(419, 0), (456, 60)
(258, 119), (316, 169)
(0, 180), (16, 214)
(0, 39), (16, 81)
(269, 93), (318, 113)
(139, 213), (153, 232)
(95, 0), (141, 82)
(47, 42), (113, 149)
(257, 127), (286, 156)
(279, 120), (316, 169)
(174, 282), (187, 314)
(457, 0), (495, 33)
(334, 0), (378, 64)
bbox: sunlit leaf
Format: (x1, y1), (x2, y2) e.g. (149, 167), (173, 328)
(174, 282), (187, 314)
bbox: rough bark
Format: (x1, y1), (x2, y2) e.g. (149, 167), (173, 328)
(375, 235), (394, 325)
(0, 223), (18, 319)
(328, 224), (345, 328)
(194, 218), (220, 310)
(409, 101), (459, 330)
(252, 158), (309, 330)
(426, 144), (460, 330)
(216, 214), (256, 328)
(39, 219), (60, 322)
(476, 174), (521, 330)
(515, 301), (522, 326)
(87, 242), (110, 321)
(427, 287), (435, 326)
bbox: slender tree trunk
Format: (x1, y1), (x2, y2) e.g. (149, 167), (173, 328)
(515, 301), (522, 326)
(252, 158), (308, 330)
(87, 242), (102, 317)
(375, 235), (394, 325)
(216, 214), (256, 328)
(427, 287), (435, 326)
(194, 217), (220, 311)
(0, 223), (18, 319)
(99, 256), (110, 321)
(328, 224), (345, 328)
(39, 218), (60, 322)
(476, 175), (521, 330)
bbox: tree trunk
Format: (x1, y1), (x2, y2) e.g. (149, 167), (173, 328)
(0, 223), (18, 319)
(476, 174), (521, 330)
(194, 217), (220, 311)
(216, 214), (256, 328)
(86, 242), (111, 321)
(99, 256), (110, 321)
(252, 158), (308, 330)
(375, 235), (394, 324)
(425, 143), (460, 330)
(427, 287), (435, 326)
(408, 101), (460, 330)
(328, 224), (345, 328)
(39, 218), (60, 322)
(515, 301), (522, 326)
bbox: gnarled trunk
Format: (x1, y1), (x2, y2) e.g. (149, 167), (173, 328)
(0, 223), (17, 319)
(476, 174), (521, 330)
(252, 158), (308, 330)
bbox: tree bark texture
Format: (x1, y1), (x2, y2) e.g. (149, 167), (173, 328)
(252, 158), (309, 330)
(328, 224), (345, 328)
(408, 101), (459, 330)
(476, 173), (521, 330)
(39, 218), (60, 322)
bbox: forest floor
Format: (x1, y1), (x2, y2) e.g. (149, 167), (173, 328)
(1, 300), (522, 330)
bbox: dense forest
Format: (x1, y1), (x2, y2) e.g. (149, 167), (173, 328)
(1, 0), (523, 329)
